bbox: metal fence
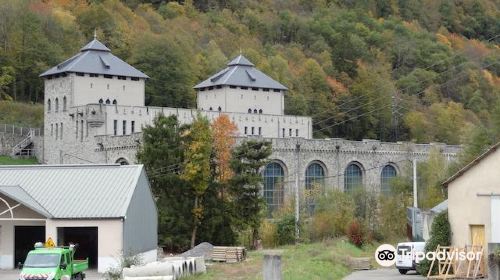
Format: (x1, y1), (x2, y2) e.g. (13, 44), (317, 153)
(0, 124), (43, 136)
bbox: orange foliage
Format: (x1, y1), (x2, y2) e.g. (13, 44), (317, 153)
(211, 114), (238, 183)
(326, 76), (348, 95)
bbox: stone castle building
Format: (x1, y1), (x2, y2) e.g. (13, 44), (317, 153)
(5, 37), (461, 212)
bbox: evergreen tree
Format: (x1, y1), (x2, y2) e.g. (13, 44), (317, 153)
(229, 140), (272, 249)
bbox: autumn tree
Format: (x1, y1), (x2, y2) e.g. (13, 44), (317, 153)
(180, 114), (213, 248)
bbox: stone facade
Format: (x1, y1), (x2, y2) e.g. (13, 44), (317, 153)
(29, 38), (463, 211)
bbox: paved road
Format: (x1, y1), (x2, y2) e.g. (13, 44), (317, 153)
(0, 270), (103, 280)
(343, 269), (424, 280)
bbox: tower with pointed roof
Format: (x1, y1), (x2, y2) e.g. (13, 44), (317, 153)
(194, 55), (287, 115)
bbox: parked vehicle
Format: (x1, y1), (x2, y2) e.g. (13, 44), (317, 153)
(395, 242), (425, 275)
(19, 242), (88, 280)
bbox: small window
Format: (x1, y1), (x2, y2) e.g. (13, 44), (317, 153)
(253, 109), (257, 114)
(241, 94), (243, 99)
(123, 120), (126, 135)
(55, 123), (59, 139)
(282, 128), (285, 137)
(230, 85), (237, 89)
(209, 107), (213, 111)
(90, 83), (93, 88)
(131, 121), (135, 134)
(113, 120), (118, 136)
(244, 126), (248, 134)
(99, 99), (103, 104)
(107, 84), (110, 90)
(75, 121), (78, 139)
(296, 129), (299, 137)
(117, 76), (126, 80)
(263, 88), (270, 92)
(51, 124), (53, 136)
(208, 86), (214, 90)
(218, 106), (222, 112)
(131, 77), (139, 81)
(60, 123), (63, 140)
(63, 96), (67, 111)
(104, 74), (113, 79)
(216, 85), (222, 89)
(251, 127), (255, 135)
(248, 108), (252, 113)
(258, 127), (262, 135)
(89, 73), (99, 77)
(80, 120), (83, 141)
(273, 89), (280, 92)
(123, 85), (125, 91)
(251, 87), (258, 91)
(105, 99), (110, 105)
(241, 86), (248, 90)
(289, 128), (292, 136)
(112, 100), (117, 105)
(200, 88), (206, 91)
(76, 72), (84, 77)
(55, 98), (59, 112)
(259, 109), (263, 114)
(47, 99), (51, 112)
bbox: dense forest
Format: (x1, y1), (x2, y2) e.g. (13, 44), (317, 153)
(0, 0), (499, 145)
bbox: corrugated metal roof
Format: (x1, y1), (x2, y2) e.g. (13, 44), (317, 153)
(0, 164), (144, 219)
(194, 55), (288, 90)
(0, 185), (52, 217)
(40, 39), (149, 79)
(430, 200), (448, 213)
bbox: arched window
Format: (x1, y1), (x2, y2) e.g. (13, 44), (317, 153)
(305, 162), (325, 214)
(344, 163), (363, 192)
(263, 162), (285, 214)
(253, 109), (257, 114)
(63, 96), (67, 111)
(112, 99), (117, 105)
(248, 108), (252, 113)
(105, 99), (110, 105)
(47, 99), (51, 112)
(218, 106), (222, 112)
(209, 107), (213, 111)
(381, 165), (397, 195)
(115, 158), (129, 165)
(99, 99), (103, 104)
(259, 109), (263, 114)
(55, 98), (59, 112)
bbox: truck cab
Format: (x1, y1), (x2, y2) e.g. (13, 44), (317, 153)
(19, 243), (88, 280)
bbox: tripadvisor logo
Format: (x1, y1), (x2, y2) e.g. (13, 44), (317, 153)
(375, 244), (483, 267)
(375, 244), (396, 267)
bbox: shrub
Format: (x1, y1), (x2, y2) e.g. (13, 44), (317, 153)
(260, 220), (278, 248)
(310, 190), (355, 240)
(346, 219), (364, 247)
(104, 253), (143, 280)
(417, 211), (451, 275)
(276, 213), (296, 245)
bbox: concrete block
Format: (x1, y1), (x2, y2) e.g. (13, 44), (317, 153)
(263, 250), (283, 280)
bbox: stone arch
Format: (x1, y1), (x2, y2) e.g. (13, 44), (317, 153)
(263, 160), (288, 214)
(304, 160), (327, 214)
(344, 161), (365, 193)
(115, 158), (130, 165)
(380, 163), (398, 195)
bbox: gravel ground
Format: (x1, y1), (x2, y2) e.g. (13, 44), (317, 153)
(343, 268), (424, 280)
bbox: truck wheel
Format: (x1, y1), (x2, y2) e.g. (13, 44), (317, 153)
(398, 269), (408, 275)
(73, 273), (83, 280)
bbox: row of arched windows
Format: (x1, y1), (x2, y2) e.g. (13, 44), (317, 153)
(262, 161), (398, 214)
(99, 99), (117, 105)
(248, 108), (263, 114)
(47, 96), (67, 112)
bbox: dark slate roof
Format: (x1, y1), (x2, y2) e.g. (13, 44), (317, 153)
(40, 39), (148, 79)
(194, 55), (287, 91)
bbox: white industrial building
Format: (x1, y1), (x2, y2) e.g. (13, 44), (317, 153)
(0, 164), (157, 273)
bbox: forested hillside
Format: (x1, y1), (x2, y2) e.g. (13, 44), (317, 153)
(0, 0), (499, 145)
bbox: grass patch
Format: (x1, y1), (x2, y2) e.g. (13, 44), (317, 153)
(185, 239), (376, 280)
(0, 156), (38, 165)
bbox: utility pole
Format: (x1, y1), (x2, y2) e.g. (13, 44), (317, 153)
(295, 143), (300, 241)
(412, 158), (418, 241)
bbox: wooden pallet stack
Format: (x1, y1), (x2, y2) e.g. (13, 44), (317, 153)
(427, 245), (485, 280)
(211, 246), (247, 263)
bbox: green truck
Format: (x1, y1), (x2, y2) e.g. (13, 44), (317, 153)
(19, 243), (88, 280)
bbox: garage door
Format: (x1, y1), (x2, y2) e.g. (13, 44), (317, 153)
(14, 226), (45, 267)
(57, 227), (98, 268)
